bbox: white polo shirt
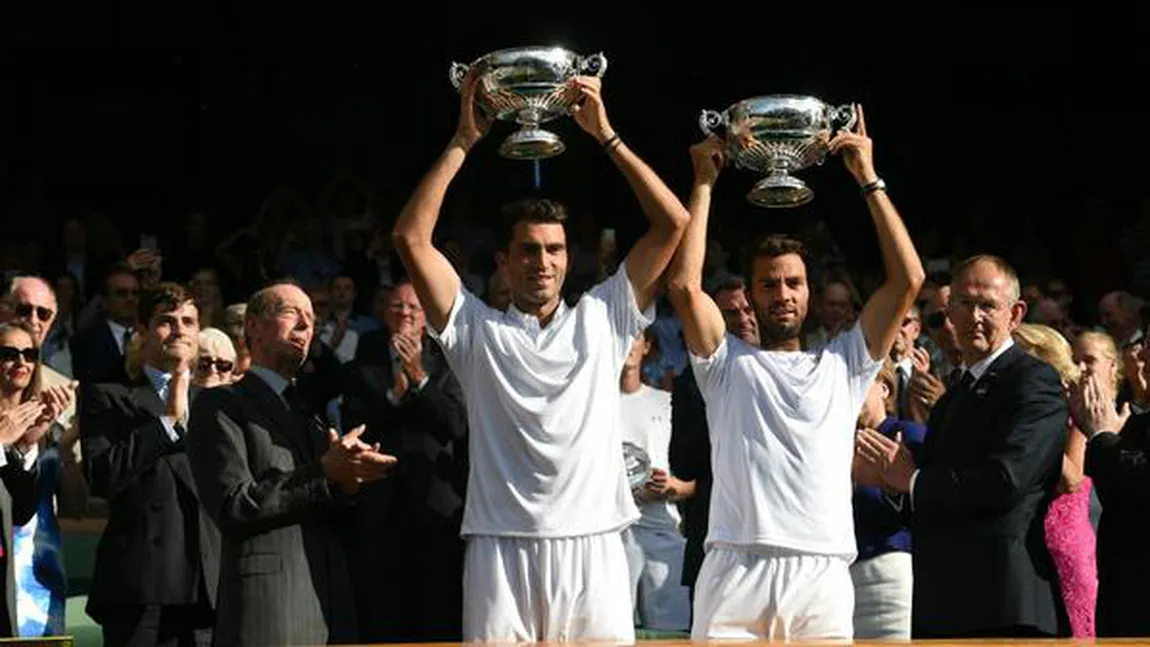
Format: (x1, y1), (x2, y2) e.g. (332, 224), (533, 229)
(429, 265), (654, 538)
(690, 322), (882, 558)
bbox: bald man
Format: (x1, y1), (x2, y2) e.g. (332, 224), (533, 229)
(0, 276), (78, 429)
(188, 281), (397, 647)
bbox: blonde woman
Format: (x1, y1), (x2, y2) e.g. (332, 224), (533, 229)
(1014, 323), (1096, 637)
(194, 327), (238, 388)
(1074, 332), (1127, 418)
(0, 322), (83, 637)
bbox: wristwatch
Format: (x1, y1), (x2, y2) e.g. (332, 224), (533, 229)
(861, 178), (886, 196)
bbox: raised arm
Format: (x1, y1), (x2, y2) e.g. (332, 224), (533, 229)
(569, 77), (690, 312)
(665, 138), (728, 359)
(392, 71), (492, 334)
(829, 106), (925, 361)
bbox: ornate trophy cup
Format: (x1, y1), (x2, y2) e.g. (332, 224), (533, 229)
(623, 441), (653, 490)
(449, 46), (608, 160)
(699, 95), (857, 208)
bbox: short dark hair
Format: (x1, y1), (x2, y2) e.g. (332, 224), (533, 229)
(139, 282), (194, 327)
(103, 262), (138, 296)
(742, 235), (809, 284)
(495, 197), (569, 251)
(707, 275), (747, 299)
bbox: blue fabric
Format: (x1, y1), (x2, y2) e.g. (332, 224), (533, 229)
(14, 445), (67, 636)
(853, 416), (927, 561)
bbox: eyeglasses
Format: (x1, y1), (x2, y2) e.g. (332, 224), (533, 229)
(925, 311), (947, 330)
(14, 303), (54, 323)
(387, 302), (423, 313)
(196, 357), (235, 373)
(111, 288), (139, 298)
(0, 346), (39, 364)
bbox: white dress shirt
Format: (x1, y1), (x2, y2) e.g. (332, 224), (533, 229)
(144, 364), (192, 444)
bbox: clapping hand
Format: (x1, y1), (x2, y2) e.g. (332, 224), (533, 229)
(0, 401), (46, 446)
(321, 425), (398, 495)
(855, 428), (916, 493)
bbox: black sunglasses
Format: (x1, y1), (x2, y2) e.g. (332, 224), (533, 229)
(0, 346), (39, 364)
(14, 303), (54, 323)
(925, 311), (947, 330)
(196, 357), (235, 373)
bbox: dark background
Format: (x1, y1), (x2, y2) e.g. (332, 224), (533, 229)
(4, 4), (1149, 301)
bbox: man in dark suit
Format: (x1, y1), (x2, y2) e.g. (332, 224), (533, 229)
(1073, 327), (1150, 636)
(858, 254), (1067, 638)
(342, 278), (468, 642)
(80, 282), (219, 646)
(72, 264), (139, 385)
(187, 281), (397, 647)
(668, 276), (757, 606)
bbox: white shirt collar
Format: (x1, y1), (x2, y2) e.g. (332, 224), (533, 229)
(247, 364), (292, 398)
(505, 299), (569, 333)
(142, 363), (190, 398)
(896, 357), (914, 376)
(107, 319), (130, 355)
(962, 336), (1015, 383)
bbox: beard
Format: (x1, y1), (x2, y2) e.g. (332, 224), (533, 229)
(755, 304), (804, 346)
(760, 320), (803, 345)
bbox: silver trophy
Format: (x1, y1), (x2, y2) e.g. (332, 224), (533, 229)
(699, 95), (857, 208)
(622, 441), (652, 490)
(449, 46), (607, 160)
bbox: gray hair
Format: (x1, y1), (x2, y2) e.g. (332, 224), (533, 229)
(197, 327), (237, 362)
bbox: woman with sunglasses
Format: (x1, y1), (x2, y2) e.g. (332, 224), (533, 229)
(193, 327), (238, 388)
(0, 322), (83, 638)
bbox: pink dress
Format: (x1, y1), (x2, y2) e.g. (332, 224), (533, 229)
(1044, 476), (1097, 637)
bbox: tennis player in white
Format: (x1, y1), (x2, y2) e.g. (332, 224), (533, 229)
(666, 109), (924, 641)
(392, 69), (690, 642)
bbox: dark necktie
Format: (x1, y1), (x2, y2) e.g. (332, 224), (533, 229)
(282, 384), (323, 454)
(897, 367), (911, 416)
(121, 327), (133, 356)
(948, 367), (965, 387)
(958, 370), (976, 391)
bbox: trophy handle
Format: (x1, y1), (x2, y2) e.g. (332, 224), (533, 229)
(699, 109), (728, 137)
(577, 52), (608, 78)
(830, 103), (858, 132)
(449, 62), (470, 90)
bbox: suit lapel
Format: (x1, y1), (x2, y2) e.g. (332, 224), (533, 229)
(236, 374), (314, 459)
(101, 319), (124, 362)
(130, 375), (205, 496)
(168, 387), (206, 493)
(130, 379), (165, 419)
(924, 344), (1025, 458)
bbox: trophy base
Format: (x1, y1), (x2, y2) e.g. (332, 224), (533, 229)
(499, 128), (566, 160)
(747, 174), (814, 208)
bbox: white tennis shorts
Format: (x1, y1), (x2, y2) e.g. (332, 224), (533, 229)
(463, 532), (636, 643)
(691, 543), (855, 641)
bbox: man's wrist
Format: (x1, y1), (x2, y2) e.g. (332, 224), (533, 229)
(596, 129), (617, 146)
(861, 177), (886, 196)
(448, 134), (474, 154)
